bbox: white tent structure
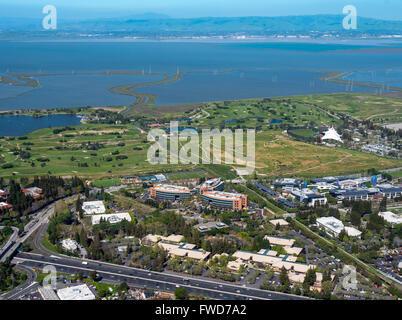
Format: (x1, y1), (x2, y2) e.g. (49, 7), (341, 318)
(321, 127), (343, 143)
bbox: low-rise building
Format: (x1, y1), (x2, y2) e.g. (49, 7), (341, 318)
(61, 239), (79, 252)
(142, 234), (184, 246)
(264, 235), (295, 247)
(273, 178), (303, 188)
(201, 190), (248, 210)
(316, 216), (362, 238)
(149, 184), (191, 201)
(198, 178), (224, 192)
(57, 284), (96, 300)
(232, 249), (315, 274)
(379, 211), (402, 225)
(22, 187), (43, 199)
(0, 202), (12, 211)
(157, 242), (210, 261)
(82, 200), (106, 215)
(329, 189), (369, 201)
(291, 189), (327, 207)
(91, 212), (132, 225)
(269, 219), (289, 227)
(377, 184), (402, 199)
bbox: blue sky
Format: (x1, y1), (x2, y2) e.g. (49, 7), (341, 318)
(1, 0), (402, 20)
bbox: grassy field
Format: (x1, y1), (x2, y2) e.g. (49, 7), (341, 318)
(296, 93), (402, 123)
(254, 130), (400, 178)
(0, 93), (400, 180)
(182, 96), (341, 129)
(0, 123), (197, 179)
(92, 179), (122, 188)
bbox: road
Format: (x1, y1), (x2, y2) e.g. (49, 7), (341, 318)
(0, 194), (81, 263)
(0, 205), (55, 263)
(0, 264), (38, 300)
(0, 226), (19, 258)
(0, 193), (312, 301)
(13, 252), (309, 301)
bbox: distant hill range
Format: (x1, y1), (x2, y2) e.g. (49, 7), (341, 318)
(1, 14), (402, 38)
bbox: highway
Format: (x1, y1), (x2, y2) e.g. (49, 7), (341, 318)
(0, 264), (38, 300)
(13, 252), (309, 301)
(0, 226), (19, 259)
(0, 205), (55, 263)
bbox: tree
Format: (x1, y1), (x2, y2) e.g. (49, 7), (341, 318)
(321, 281), (333, 300)
(279, 266), (289, 286)
(338, 229), (347, 241)
(350, 210), (361, 227)
(367, 212), (385, 233)
(303, 268), (316, 293)
(379, 197), (387, 212)
(90, 270), (98, 281)
(174, 288), (188, 300)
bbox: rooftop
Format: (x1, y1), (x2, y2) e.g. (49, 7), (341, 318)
(379, 211), (402, 225)
(57, 284), (95, 301)
(82, 200), (106, 215)
(153, 184), (190, 193)
(202, 190), (246, 201)
(91, 212), (132, 225)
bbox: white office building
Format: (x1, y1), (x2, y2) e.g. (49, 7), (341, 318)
(57, 284), (96, 300)
(379, 211), (402, 225)
(316, 216), (361, 238)
(82, 200), (106, 215)
(91, 212), (132, 225)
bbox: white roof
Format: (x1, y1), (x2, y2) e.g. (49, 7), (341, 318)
(158, 242), (210, 260)
(203, 190), (245, 201)
(153, 184), (190, 193)
(82, 201), (106, 215)
(57, 284), (95, 300)
(344, 226), (362, 237)
(269, 219), (289, 226)
(61, 239), (78, 251)
(379, 211), (402, 225)
(322, 127), (343, 143)
(317, 216), (361, 237)
(317, 216), (344, 235)
(264, 235), (295, 247)
(92, 212), (132, 225)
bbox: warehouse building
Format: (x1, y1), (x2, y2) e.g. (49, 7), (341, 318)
(201, 190), (248, 210)
(149, 184), (191, 201)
